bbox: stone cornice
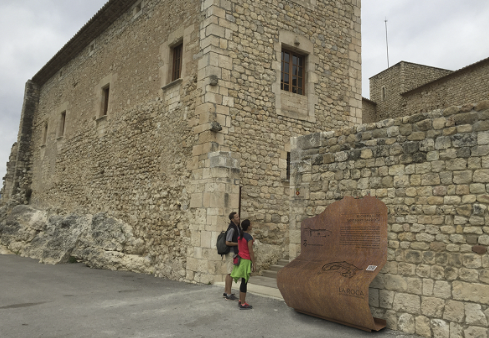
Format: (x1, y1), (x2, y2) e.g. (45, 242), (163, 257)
(31, 0), (138, 86)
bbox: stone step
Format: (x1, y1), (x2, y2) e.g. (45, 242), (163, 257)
(262, 270), (278, 278)
(261, 257), (290, 279)
(277, 259), (290, 266)
(268, 264), (285, 272)
(215, 257), (290, 301)
(249, 275), (279, 289)
(247, 275), (283, 300)
(215, 277), (283, 301)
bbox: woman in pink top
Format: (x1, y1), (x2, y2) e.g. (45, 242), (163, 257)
(230, 219), (255, 310)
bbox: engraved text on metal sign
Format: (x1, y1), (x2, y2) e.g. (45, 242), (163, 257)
(339, 213), (382, 249)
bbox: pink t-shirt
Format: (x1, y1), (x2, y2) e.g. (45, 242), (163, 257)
(237, 233), (253, 260)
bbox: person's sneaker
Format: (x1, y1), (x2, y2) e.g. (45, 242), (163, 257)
(224, 294), (238, 301)
(223, 293), (235, 298)
(239, 302), (253, 310)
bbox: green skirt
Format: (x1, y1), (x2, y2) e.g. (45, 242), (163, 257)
(230, 258), (252, 283)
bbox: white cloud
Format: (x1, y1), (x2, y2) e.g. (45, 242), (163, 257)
(0, 0), (107, 182)
(362, 0), (489, 96)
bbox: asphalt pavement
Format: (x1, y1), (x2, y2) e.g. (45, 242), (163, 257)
(0, 254), (422, 338)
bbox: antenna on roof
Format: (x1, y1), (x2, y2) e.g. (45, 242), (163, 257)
(385, 17), (390, 68)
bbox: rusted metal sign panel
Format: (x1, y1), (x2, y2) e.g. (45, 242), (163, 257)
(277, 196), (387, 332)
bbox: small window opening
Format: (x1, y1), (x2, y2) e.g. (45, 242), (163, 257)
(89, 42), (95, 54)
(286, 152), (291, 181)
(134, 2), (142, 15)
(43, 123), (48, 145)
(102, 86), (110, 116)
(59, 111), (66, 137)
(382, 86), (386, 101)
(171, 43), (183, 81)
(281, 49), (305, 95)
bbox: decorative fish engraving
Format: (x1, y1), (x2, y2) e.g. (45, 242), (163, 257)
(320, 261), (361, 278)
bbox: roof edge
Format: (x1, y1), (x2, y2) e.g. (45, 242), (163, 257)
(401, 56), (489, 96)
(362, 97), (377, 105)
(31, 0), (138, 86)
(369, 60), (452, 80)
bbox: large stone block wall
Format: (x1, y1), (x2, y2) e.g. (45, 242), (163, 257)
(403, 59), (489, 117)
(290, 101), (489, 337)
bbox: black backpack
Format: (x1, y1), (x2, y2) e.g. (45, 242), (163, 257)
(217, 227), (230, 257)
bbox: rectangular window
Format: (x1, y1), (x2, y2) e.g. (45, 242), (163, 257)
(281, 49), (305, 95)
(59, 111), (66, 137)
(102, 86), (110, 116)
(171, 43), (183, 81)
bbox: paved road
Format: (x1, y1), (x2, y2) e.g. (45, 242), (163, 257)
(0, 254), (421, 338)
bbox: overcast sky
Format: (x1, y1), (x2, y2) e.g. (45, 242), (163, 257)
(1, 1), (489, 183)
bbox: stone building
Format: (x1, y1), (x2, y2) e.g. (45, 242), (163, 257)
(0, 0), (362, 284)
(363, 57), (489, 123)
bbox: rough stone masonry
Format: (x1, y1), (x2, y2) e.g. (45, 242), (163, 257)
(290, 101), (489, 338)
(0, 0), (361, 284)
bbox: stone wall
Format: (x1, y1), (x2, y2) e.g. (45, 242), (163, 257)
(185, 0), (361, 283)
(1, 81), (39, 205)
(403, 58), (489, 116)
(290, 100), (489, 337)
(362, 97), (377, 124)
(1, 0), (362, 284)
(401, 62), (453, 97)
(203, 0), (362, 253)
(369, 62), (452, 121)
(12, 0), (202, 281)
(1, 143), (18, 202)
(369, 62), (404, 122)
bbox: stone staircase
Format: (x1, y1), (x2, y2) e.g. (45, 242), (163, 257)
(246, 257), (289, 300)
(262, 258), (290, 279)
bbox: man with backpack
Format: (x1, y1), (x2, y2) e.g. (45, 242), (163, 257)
(223, 211), (241, 300)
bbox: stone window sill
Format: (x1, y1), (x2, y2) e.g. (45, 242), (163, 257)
(95, 115), (107, 123)
(162, 78), (182, 91)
